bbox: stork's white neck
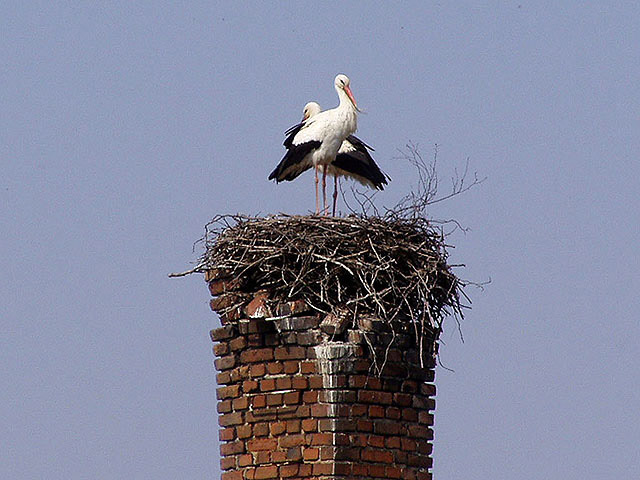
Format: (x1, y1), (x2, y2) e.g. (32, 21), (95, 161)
(336, 86), (357, 113)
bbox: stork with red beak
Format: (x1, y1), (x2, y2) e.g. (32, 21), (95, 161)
(269, 74), (359, 215)
(291, 102), (389, 215)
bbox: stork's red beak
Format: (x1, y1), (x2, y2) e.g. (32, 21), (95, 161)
(344, 85), (358, 110)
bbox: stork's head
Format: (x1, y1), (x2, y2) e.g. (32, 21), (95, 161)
(302, 102), (321, 121)
(334, 74), (358, 111)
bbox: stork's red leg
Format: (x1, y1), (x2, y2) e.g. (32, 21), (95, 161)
(322, 168), (328, 216)
(332, 175), (338, 216)
(314, 166), (319, 215)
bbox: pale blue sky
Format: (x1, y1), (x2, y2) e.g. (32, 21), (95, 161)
(2, 2), (639, 479)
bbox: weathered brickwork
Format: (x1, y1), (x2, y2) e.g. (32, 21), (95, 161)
(207, 270), (437, 480)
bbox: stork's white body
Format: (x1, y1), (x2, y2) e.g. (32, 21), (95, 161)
(269, 74), (359, 214)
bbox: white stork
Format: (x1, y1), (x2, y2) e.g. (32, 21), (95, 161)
(301, 102), (389, 215)
(269, 74), (359, 215)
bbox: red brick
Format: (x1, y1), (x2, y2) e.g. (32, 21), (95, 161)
(394, 392), (412, 406)
(420, 383), (436, 396)
(334, 462), (352, 475)
(356, 419), (373, 432)
(419, 411), (434, 425)
(270, 450), (286, 463)
(283, 391), (301, 405)
(412, 395), (436, 411)
(237, 454), (253, 467)
(358, 390), (393, 404)
(301, 418), (317, 432)
(214, 355), (236, 371)
(386, 406), (402, 419)
(208, 276), (244, 295)
(252, 394), (266, 408)
(240, 348), (274, 363)
(373, 420), (403, 436)
(286, 446), (302, 461)
(219, 440), (244, 456)
(274, 346), (306, 360)
(219, 427), (235, 441)
(236, 424), (252, 439)
(279, 434), (305, 448)
(291, 376), (307, 389)
(250, 364), (266, 378)
(417, 441), (434, 455)
(254, 465), (278, 479)
(407, 425), (433, 439)
(245, 293), (272, 318)
(309, 433), (332, 446)
(232, 396), (249, 411)
(368, 464), (388, 478)
(213, 342), (230, 356)
(259, 378), (276, 392)
(308, 376), (324, 389)
(298, 464), (312, 477)
(266, 393), (283, 406)
(312, 463), (333, 475)
(266, 361), (284, 374)
(275, 377), (292, 389)
(416, 472), (433, 480)
(303, 447), (319, 460)
(217, 385), (240, 400)
(283, 360), (300, 374)
(247, 438), (277, 452)
(210, 294), (240, 312)
(285, 419), (301, 433)
(221, 470), (243, 480)
(362, 448), (393, 463)
(369, 405), (385, 418)
(254, 451), (270, 464)
(299, 361), (315, 374)
(352, 463), (368, 476)
(210, 325), (236, 341)
(253, 423), (269, 437)
(218, 412), (243, 427)
(229, 336), (247, 351)
(279, 464), (299, 478)
(216, 371), (232, 385)
(368, 434), (385, 448)
(351, 404), (367, 416)
(402, 407), (418, 422)
(247, 333), (264, 347)
(401, 437), (417, 451)
(310, 404), (328, 417)
(302, 391), (318, 403)
(220, 456), (236, 470)
(217, 399), (232, 414)
(386, 466), (404, 479)
(269, 421), (286, 436)
(275, 299), (310, 316)
(408, 453), (432, 468)
(220, 307), (242, 323)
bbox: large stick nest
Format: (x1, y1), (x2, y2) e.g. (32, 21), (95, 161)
(197, 214), (466, 336)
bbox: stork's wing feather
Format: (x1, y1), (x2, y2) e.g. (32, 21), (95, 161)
(283, 122), (305, 147)
(269, 140), (321, 182)
(332, 137), (389, 190)
(346, 135), (375, 152)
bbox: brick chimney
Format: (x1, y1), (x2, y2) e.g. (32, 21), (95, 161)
(207, 274), (437, 480)
(190, 215), (464, 480)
